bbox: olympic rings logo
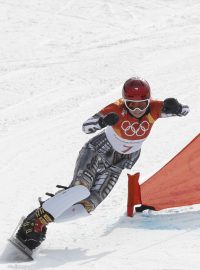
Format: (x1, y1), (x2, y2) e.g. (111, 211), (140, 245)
(121, 120), (150, 137)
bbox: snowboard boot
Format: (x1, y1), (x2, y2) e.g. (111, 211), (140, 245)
(16, 207), (54, 250)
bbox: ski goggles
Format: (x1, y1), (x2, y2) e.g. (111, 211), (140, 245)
(124, 99), (150, 112)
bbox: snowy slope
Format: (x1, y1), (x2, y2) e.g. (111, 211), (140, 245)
(0, 0), (200, 269)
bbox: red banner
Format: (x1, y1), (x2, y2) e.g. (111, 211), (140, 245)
(141, 133), (200, 210)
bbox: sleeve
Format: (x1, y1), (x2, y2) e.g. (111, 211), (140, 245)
(99, 101), (121, 116)
(82, 101), (120, 134)
(149, 100), (164, 120)
(82, 113), (102, 134)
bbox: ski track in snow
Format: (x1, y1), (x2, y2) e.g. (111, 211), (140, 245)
(0, 0), (200, 269)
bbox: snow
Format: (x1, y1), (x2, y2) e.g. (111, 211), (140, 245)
(0, 0), (200, 269)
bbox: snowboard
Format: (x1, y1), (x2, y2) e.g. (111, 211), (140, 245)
(8, 217), (35, 260)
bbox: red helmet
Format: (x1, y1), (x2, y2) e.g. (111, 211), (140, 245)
(122, 77), (151, 101)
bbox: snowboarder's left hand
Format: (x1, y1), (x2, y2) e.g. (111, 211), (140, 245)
(163, 98), (189, 116)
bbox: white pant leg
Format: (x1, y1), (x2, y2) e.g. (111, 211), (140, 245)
(42, 185), (90, 219)
(55, 204), (90, 223)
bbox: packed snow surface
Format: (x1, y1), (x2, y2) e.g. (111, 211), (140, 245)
(0, 0), (200, 269)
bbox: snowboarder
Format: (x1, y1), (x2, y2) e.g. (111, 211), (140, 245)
(15, 77), (189, 251)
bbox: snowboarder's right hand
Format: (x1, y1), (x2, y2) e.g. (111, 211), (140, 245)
(99, 112), (119, 128)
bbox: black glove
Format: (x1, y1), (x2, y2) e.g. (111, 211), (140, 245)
(99, 112), (119, 128)
(163, 98), (182, 115)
